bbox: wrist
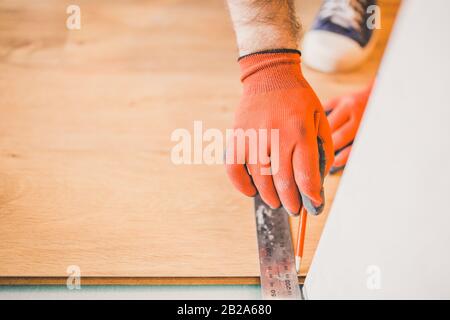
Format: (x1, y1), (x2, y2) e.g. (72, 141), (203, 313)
(235, 25), (299, 56)
(226, 0), (301, 57)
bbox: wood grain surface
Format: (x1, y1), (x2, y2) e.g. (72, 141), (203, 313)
(0, 0), (400, 285)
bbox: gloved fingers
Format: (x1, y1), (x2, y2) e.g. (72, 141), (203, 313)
(225, 163), (257, 197)
(334, 145), (352, 168)
(330, 145), (352, 174)
(323, 97), (340, 113)
(225, 137), (257, 197)
(272, 148), (302, 215)
(317, 110), (334, 176)
(247, 163), (281, 209)
(327, 103), (349, 132)
(292, 131), (324, 215)
(332, 120), (358, 152)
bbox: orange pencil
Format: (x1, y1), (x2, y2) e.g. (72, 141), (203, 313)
(295, 207), (308, 273)
(295, 112), (321, 273)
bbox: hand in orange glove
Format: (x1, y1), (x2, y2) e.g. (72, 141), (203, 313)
(325, 83), (373, 173)
(226, 50), (334, 215)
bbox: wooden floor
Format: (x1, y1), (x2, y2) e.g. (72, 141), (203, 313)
(0, 0), (400, 285)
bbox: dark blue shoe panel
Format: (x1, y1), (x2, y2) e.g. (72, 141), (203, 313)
(312, 0), (377, 48)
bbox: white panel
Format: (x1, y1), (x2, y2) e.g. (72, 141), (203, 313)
(305, 0), (450, 299)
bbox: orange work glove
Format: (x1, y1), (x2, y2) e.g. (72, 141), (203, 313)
(226, 50), (334, 215)
(325, 83), (373, 173)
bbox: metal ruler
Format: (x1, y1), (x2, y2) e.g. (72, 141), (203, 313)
(254, 194), (302, 300)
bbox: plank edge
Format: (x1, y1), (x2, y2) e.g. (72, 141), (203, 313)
(0, 276), (305, 286)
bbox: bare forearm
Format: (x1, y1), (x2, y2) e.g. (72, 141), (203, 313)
(226, 0), (301, 56)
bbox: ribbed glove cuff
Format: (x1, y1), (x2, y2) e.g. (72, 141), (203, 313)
(238, 50), (306, 94)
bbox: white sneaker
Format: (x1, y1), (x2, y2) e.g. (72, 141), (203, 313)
(302, 0), (379, 73)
